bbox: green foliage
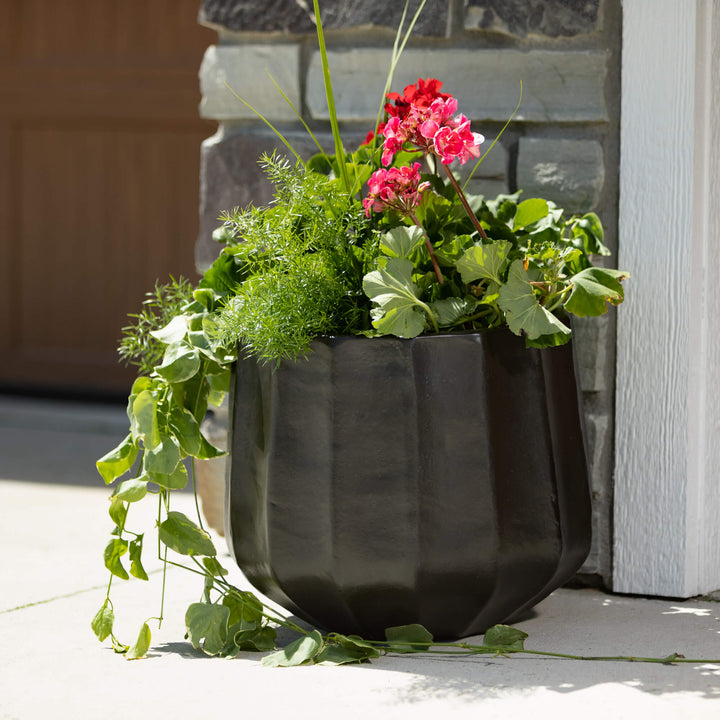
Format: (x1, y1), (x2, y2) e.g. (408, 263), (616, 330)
(118, 277), (194, 374)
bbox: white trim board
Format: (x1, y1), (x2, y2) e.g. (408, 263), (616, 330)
(614, 0), (720, 596)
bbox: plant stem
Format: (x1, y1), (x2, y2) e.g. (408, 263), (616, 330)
(409, 211), (443, 284)
(440, 161), (488, 240)
(191, 458), (205, 532)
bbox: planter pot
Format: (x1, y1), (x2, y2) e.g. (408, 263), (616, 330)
(225, 329), (591, 639)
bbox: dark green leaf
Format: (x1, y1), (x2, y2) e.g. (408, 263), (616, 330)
(159, 511), (216, 557)
(185, 603), (230, 655)
(483, 624), (528, 651)
(430, 296), (478, 326)
(571, 212), (610, 256)
(126, 622), (152, 660)
(96, 434), (138, 485)
(91, 601), (114, 641)
(262, 630), (324, 667)
(223, 591), (263, 628)
(168, 405), (203, 456)
(129, 536), (149, 581)
(104, 538), (129, 580)
(384, 624), (434, 653)
(232, 626), (277, 653)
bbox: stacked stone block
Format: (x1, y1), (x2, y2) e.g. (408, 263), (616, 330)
(196, 0), (621, 585)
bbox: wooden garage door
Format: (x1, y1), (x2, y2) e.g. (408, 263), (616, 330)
(0, 1), (215, 397)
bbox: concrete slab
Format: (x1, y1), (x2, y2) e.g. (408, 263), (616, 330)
(1, 397), (719, 719)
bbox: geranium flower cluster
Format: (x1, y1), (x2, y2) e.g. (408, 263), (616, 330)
(381, 79), (484, 167)
(362, 163), (430, 218)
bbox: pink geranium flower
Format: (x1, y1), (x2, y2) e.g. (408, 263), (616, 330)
(362, 163), (430, 217)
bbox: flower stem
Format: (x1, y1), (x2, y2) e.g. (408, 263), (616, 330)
(409, 211), (443, 284)
(440, 161), (488, 240)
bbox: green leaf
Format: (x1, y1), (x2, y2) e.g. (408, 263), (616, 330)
(112, 475), (148, 503)
(131, 390), (160, 450)
(564, 267), (629, 317)
(363, 258), (430, 338)
(96, 433), (138, 485)
(262, 630), (324, 667)
(317, 633), (382, 665)
(104, 538), (129, 580)
(185, 603), (230, 655)
(128, 536), (149, 581)
(223, 591), (263, 629)
(483, 624), (528, 652)
(430, 296), (478, 326)
(498, 260), (571, 341)
(126, 622), (152, 660)
(159, 511), (216, 557)
(168, 405), (203, 456)
(148, 460), (188, 490)
(202, 557), (229, 577)
(143, 433), (181, 476)
(571, 212), (610, 256)
(91, 601), (114, 642)
(156, 342), (201, 383)
(384, 624), (434, 653)
(379, 226), (426, 258)
(149, 315), (188, 345)
(231, 626), (277, 653)
(455, 240), (511, 285)
(513, 198), (549, 230)
(108, 496), (127, 529)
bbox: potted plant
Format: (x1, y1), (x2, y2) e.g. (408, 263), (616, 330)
(93, 0), (628, 662)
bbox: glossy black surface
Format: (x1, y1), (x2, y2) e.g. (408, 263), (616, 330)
(226, 330), (591, 639)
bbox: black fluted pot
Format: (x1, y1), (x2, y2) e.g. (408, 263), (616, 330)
(225, 329), (591, 639)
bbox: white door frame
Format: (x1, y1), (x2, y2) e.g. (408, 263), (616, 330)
(614, 0), (720, 596)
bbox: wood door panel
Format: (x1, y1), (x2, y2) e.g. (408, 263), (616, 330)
(0, 1), (216, 396)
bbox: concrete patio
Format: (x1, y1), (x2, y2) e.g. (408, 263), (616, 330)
(1, 395), (719, 719)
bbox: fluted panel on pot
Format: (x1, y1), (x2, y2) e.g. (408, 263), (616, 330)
(226, 331), (591, 639)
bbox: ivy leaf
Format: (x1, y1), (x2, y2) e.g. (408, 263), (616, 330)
(156, 342), (201, 383)
(483, 624), (528, 652)
(91, 601), (114, 642)
(223, 591), (263, 629)
(112, 475), (148, 503)
(126, 622), (152, 660)
(159, 511), (216, 557)
(148, 460), (188, 490)
(455, 240), (511, 285)
(149, 314), (188, 345)
(129, 535), (149, 581)
(564, 267), (630, 317)
(168, 405), (203, 456)
(231, 626), (277, 653)
(498, 260), (571, 341)
(513, 198), (549, 230)
(143, 433), (181, 476)
(316, 634), (382, 665)
(185, 603), (230, 655)
(379, 226), (426, 258)
(363, 258), (429, 338)
(108, 496), (127, 529)
(262, 630), (324, 667)
(104, 538), (129, 580)
(96, 433), (138, 485)
(384, 624), (434, 653)
(131, 390), (160, 450)
(203, 557), (229, 577)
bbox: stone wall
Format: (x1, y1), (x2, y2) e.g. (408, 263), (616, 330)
(196, 0), (622, 585)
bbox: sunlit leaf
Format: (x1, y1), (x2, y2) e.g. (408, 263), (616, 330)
(96, 433), (138, 485)
(104, 538), (129, 580)
(126, 622), (152, 660)
(565, 267), (630, 317)
(91, 601), (114, 642)
(455, 240), (511, 285)
(159, 511), (216, 557)
(185, 602), (230, 655)
(262, 630), (324, 667)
